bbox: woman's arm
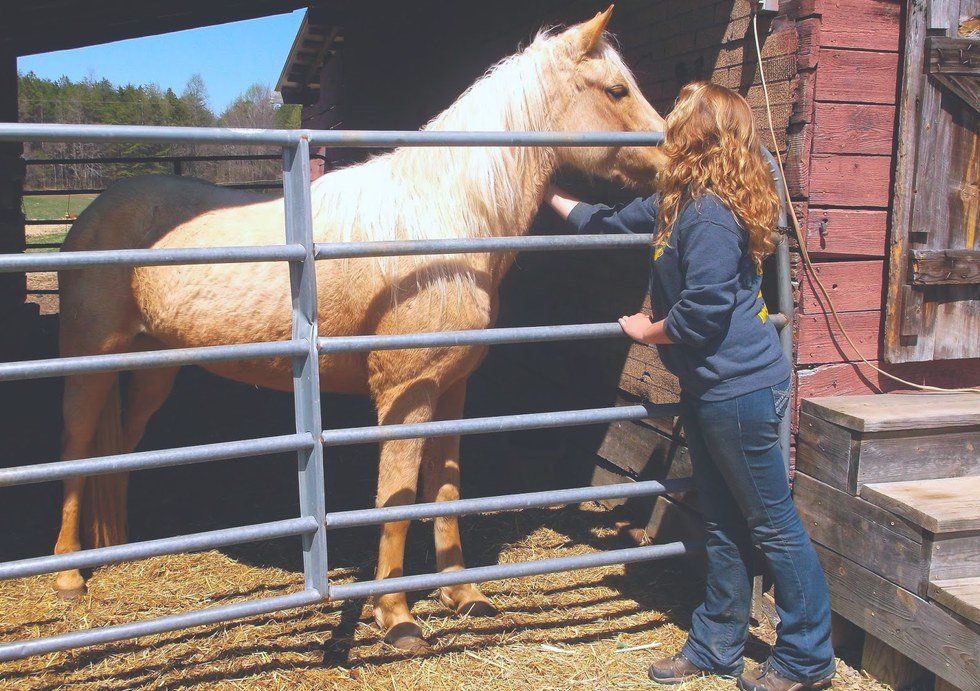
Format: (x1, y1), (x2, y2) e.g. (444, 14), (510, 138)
(544, 183), (582, 221)
(545, 183), (658, 235)
(663, 221), (742, 347)
(618, 313), (676, 345)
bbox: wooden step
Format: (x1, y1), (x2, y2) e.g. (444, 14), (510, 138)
(802, 393), (980, 433)
(798, 393), (980, 493)
(860, 476), (980, 534)
(929, 577), (980, 625)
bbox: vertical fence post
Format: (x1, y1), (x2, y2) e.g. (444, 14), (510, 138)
(282, 137), (329, 596)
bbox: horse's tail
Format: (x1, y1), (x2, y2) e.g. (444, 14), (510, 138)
(81, 376), (129, 548)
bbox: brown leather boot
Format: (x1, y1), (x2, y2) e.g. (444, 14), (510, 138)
(647, 652), (710, 685)
(737, 662), (834, 691)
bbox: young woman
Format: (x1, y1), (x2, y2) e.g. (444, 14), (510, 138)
(546, 82), (836, 691)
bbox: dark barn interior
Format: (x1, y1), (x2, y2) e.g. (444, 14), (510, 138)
(0, 0), (803, 579)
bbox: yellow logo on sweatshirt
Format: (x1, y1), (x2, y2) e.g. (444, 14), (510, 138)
(653, 245), (665, 262)
(757, 290), (769, 324)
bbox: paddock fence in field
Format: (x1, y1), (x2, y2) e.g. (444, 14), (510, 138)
(22, 151), (330, 250)
(0, 123), (793, 662)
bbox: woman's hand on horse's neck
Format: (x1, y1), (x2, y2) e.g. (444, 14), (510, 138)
(544, 183), (582, 221)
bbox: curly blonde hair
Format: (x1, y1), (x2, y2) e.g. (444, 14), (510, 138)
(656, 82), (779, 270)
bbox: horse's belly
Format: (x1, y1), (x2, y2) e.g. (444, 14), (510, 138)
(199, 352), (370, 395)
(134, 260), (372, 394)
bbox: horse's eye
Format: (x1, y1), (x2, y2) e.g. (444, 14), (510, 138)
(605, 84), (629, 100)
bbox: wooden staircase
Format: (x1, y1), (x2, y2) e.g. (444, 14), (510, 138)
(796, 393), (979, 691)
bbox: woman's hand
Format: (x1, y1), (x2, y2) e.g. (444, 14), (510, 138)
(545, 183), (582, 221)
(618, 312), (676, 345)
(618, 313), (653, 341)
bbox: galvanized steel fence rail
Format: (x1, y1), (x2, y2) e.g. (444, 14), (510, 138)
(0, 123), (793, 663)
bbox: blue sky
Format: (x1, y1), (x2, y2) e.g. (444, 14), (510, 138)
(17, 10), (306, 113)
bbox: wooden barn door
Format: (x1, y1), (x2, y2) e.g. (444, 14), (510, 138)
(885, 0), (979, 363)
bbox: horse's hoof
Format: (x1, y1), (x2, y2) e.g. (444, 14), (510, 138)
(383, 622), (432, 655)
(55, 584), (87, 601)
(457, 600), (497, 617)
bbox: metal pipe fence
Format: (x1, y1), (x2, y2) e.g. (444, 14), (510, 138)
(0, 122), (793, 664)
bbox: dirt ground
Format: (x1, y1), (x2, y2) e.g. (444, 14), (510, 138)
(0, 499), (884, 691)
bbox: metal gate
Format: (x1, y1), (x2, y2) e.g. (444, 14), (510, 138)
(0, 123), (793, 662)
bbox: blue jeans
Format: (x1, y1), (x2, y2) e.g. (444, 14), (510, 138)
(679, 378), (836, 683)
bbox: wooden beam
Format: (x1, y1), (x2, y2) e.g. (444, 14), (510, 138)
(801, 393), (980, 433)
(928, 36), (980, 113)
(816, 545), (979, 690)
(910, 249), (980, 285)
(861, 476), (980, 534)
(929, 577), (980, 625)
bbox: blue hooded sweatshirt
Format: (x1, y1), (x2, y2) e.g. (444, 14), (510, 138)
(567, 193), (790, 401)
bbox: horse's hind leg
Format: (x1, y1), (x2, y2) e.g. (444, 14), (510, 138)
(120, 364), (179, 451)
(54, 364), (178, 598)
(369, 373), (438, 654)
(54, 371), (117, 597)
(422, 379), (496, 617)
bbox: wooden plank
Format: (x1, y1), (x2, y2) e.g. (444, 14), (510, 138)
(816, 49), (899, 104)
(808, 154), (893, 207)
(795, 311), (881, 364)
(862, 634), (932, 690)
(800, 260), (884, 314)
(929, 577), (980, 624)
(933, 71), (980, 113)
(884, 0), (980, 363)
(928, 36), (980, 117)
(929, 531), (980, 581)
(884, 0), (929, 363)
(800, 392), (980, 431)
(857, 426), (980, 487)
(910, 249), (980, 285)
(805, 208), (888, 258)
(795, 473), (928, 594)
(812, 103), (896, 155)
(818, 0), (902, 52)
(816, 545), (980, 690)
(861, 476), (980, 533)
(796, 413), (858, 491)
(797, 413), (980, 492)
(797, 359), (980, 399)
(596, 418), (691, 480)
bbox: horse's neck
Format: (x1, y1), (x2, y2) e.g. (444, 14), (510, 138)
(311, 43), (564, 281)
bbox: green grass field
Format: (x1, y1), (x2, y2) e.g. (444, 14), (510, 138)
(23, 193), (97, 221)
(26, 230), (70, 252)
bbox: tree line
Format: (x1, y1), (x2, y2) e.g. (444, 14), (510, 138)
(19, 73), (302, 191)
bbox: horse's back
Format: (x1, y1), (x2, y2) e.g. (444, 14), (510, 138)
(63, 175), (276, 252)
(59, 175), (287, 356)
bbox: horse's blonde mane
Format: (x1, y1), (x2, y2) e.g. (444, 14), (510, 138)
(308, 29), (629, 296)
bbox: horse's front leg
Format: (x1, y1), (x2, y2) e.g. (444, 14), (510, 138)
(371, 376), (438, 654)
(422, 379), (497, 617)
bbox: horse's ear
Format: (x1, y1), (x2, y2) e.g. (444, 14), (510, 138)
(573, 5), (614, 56)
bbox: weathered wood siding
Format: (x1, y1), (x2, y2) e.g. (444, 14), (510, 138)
(883, 0), (980, 363)
(797, 0), (980, 397)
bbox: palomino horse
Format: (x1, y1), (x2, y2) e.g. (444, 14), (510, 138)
(54, 6), (666, 651)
